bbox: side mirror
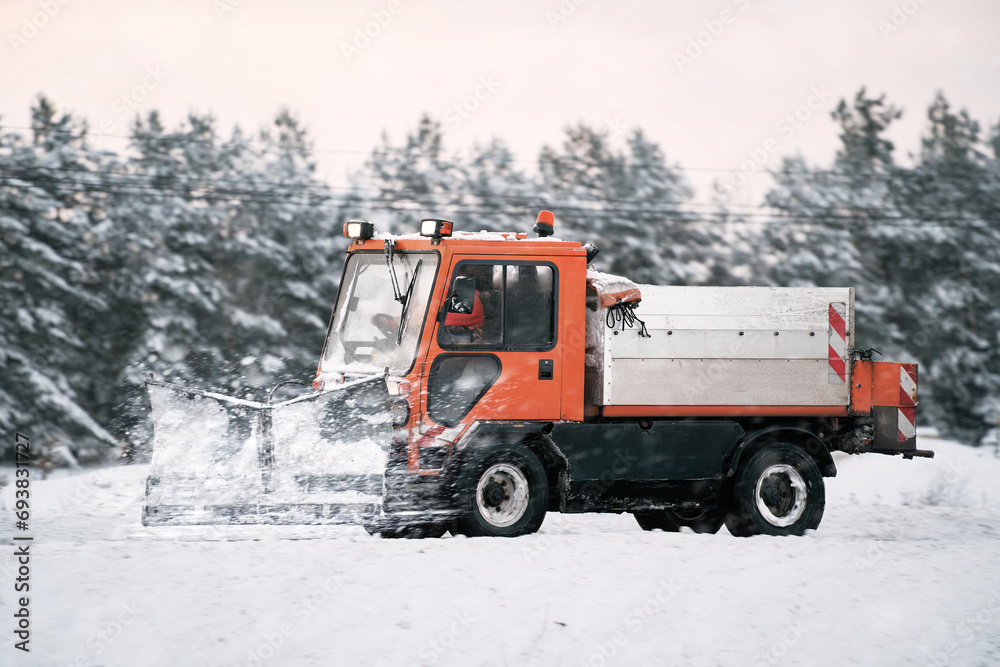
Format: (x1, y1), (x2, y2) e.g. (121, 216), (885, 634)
(448, 277), (476, 314)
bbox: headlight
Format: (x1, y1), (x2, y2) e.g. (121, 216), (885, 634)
(390, 397), (410, 427)
(343, 220), (375, 240)
(420, 218), (453, 238)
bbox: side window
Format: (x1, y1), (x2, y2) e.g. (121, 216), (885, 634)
(438, 263), (556, 350)
(505, 264), (555, 347)
(427, 355), (502, 426)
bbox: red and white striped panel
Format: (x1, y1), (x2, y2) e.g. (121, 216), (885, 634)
(416, 424), (446, 447)
(898, 364), (917, 442)
(416, 423), (466, 447)
(828, 302), (848, 384)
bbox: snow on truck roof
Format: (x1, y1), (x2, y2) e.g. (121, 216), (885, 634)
(373, 230), (566, 243)
(586, 269), (642, 308)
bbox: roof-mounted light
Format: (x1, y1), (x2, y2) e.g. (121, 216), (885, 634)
(533, 210), (555, 238)
(343, 220), (375, 240)
(420, 219), (453, 238)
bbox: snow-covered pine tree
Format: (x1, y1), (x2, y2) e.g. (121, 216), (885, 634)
(106, 111), (232, 397)
(462, 138), (539, 233)
(88, 112), (226, 449)
(223, 109), (342, 388)
(700, 192), (760, 287)
(623, 129), (716, 285)
(537, 124), (635, 272)
(0, 97), (116, 462)
(537, 124), (708, 285)
(763, 89), (906, 351)
(891, 94), (1000, 444)
(106, 109), (343, 452)
(343, 115), (468, 234)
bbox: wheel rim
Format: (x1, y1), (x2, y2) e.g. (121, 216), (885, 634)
(754, 464), (807, 527)
(476, 463), (530, 528)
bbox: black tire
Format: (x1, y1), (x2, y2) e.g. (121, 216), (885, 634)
(634, 508), (724, 534)
(723, 508), (760, 537)
(726, 442), (825, 537)
(363, 522), (448, 539)
(454, 442), (548, 537)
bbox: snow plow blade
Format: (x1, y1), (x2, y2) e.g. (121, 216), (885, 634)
(142, 375), (392, 526)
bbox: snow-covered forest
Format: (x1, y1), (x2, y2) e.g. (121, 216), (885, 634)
(2, 88), (999, 464)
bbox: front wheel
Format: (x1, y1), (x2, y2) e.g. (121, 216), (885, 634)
(726, 443), (825, 537)
(454, 443), (548, 537)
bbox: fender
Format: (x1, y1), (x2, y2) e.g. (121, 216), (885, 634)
(726, 426), (837, 479)
(452, 421), (549, 450)
(450, 421), (565, 467)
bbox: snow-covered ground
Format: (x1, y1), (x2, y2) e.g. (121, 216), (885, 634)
(2, 430), (999, 666)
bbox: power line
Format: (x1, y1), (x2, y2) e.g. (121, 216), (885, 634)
(3, 122), (997, 232)
(3, 170), (996, 231)
(0, 168), (981, 221)
(4, 164), (997, 223)
(2, 122), (991, 181)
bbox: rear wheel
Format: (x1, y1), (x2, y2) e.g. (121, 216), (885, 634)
(634, 507), (724, 534)
(726, 443), (825, 537)
(454, 443), (548, 537)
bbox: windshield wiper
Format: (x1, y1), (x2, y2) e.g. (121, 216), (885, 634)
(396, 259), (423, 345)
(384, 239), (405, 304)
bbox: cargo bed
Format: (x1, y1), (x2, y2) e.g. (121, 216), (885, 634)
(585, 285), (855, 413)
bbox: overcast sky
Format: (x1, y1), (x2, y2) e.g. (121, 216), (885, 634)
(2, 0), (998, 207)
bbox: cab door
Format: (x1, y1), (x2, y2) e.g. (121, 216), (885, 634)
(423, 259), (561, 426)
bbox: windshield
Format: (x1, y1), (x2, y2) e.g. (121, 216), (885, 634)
(321, 250), (439, 375)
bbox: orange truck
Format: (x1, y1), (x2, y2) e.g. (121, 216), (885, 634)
(142, 211), (931, 538)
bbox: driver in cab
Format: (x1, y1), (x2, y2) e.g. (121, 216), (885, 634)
(442, 276), (485, 344)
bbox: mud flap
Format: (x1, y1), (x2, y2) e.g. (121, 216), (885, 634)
(142, 375), (393, 525)
(869, 405), (933, 459)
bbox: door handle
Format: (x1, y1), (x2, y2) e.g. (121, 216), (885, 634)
(538, 359), (554, 380)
